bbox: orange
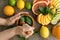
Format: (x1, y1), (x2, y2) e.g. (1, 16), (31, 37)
(37, 14), (51, 25)
(52, 25), (60, 39)
(4, 6), (15, 16)
(37, 14), (42, 24)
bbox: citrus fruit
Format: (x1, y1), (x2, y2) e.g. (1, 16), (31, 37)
(8, 0), (16, 6)
(40, 26), (49, 38)
(32, 1), (48, 15)
(37, 14), (52, 25)
(17, 0), (25, 10)
(52, 25), (60, 39)
(4, 6), (15, 16)
(25, 2), (31, 10)
(33, 0), (50, 4)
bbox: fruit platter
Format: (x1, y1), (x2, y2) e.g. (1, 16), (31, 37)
(0, 0), (60, 40)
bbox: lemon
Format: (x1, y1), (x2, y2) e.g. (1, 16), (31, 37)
(4, 6), (15, 16)
(17, 0), (25, 10)
(40, 26), (49, 38)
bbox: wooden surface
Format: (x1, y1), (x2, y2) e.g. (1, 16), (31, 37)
(0, 0), (57, 40)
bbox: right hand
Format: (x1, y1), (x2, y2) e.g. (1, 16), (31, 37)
(16, 24), (34, 38)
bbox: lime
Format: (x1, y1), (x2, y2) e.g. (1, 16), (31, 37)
(25, 2), (31, 10)
(9, 0), (16, 6)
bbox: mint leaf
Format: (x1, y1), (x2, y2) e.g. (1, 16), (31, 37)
(39, 6), (45, 13)
(17, 35), (28, 40)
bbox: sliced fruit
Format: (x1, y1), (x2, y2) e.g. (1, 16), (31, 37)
(51, 13), (60, 24)
(51, 0), (57, 5)
(55, 3), (60, 8)
(51, 0), (60, 9)
(54, 0), (60, 6)
(32, 1), (48, 15)
(45, 15), (50, 25)
(33, 0), (50, 4)
(57, 9), (60, 12)
(37, 14), (42, 24)
(47, 14), (52, 21)
(51, 17), (58, 24)
(41, 15), (44, 25)
(43, 16), (46, 25)
(49, 2), (54, 9)
(37, 14), (51, 25)
(51, 8), (56, 15)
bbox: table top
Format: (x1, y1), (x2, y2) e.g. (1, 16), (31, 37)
(0, 0), (57, 40)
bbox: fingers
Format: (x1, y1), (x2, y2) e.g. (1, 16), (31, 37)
(23, 30), (34, 38)
(9, 12), (29, 21)
(22, 24), (35, 30)
(32, 27), (35, 30)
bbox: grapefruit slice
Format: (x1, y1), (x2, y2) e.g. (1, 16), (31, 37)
(32, 1), (48, 15)
(33, 0), (50, 4)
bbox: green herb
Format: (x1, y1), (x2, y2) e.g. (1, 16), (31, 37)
(25, 16), (32, 26)
(33, 30), (39, 35)
(49, 8), (54, 18)
(38, 6), (45, 13)
(45, 6), (50, 14)
(19, 16), (25, 22)
(37, 6), (51, 15)
(36, 9), (41, 14)
(17, 35), (28, 40)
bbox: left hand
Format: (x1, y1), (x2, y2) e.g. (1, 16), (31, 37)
(6, 12), (29, 26)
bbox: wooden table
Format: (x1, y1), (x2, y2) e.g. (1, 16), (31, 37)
(0, 0), (57, 40)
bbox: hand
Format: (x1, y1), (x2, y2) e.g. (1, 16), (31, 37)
(16, 24), (34, 38)
(6, 12), (29, 26)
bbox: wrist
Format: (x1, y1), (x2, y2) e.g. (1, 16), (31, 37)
(14, 27), (20, 35)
